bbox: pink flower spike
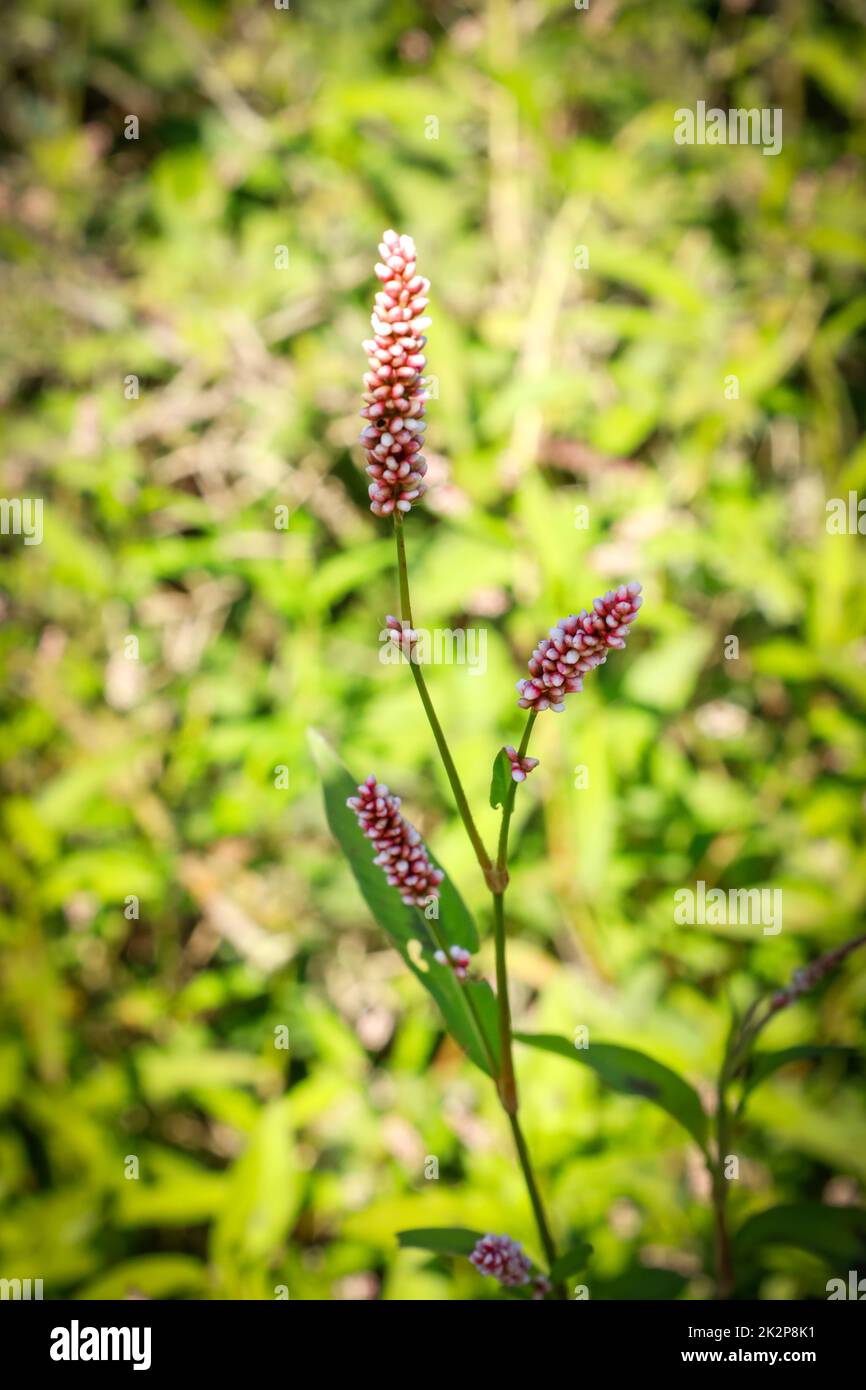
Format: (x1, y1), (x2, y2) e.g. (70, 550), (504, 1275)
(517, 582), (642, 713)
(361, 231), (430, 519)
(347, 775), (443, 908)
(505, 745), (540, 783)
(469, 1234), (532, 1288)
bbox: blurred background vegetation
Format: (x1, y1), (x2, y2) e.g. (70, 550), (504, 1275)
(1, 0), (865, 1300)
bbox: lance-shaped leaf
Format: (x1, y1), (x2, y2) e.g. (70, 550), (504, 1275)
(489, 748), (512, 810)
(514, 1033), (708, 1153)
(397, 1227), (483, 1257)
(309, 730), (499, 1076)
(734, 1203), (866, 1267)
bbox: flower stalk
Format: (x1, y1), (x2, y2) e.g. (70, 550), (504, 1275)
(358, 231), (642, 1301)
(393, 514), (503, 893)
(395, 508), (561, 1286)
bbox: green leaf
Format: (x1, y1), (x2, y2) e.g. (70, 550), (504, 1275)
(624, 630), (712, 712)
(515, 1033), (708, 1152)
(549, 1241), (593, 1281)
(734, 1203), (866, 1267)
(77, 1255), (208, 1300)
(740, 1045), (858, 1098)
(397, 1227), (483, 1257)
(210, 1097), (302, 1270)
(489, 748), (512, 810)
(464, 978), (501, 1073)
(309, 730), (498, 1076)
(433, 858), (479, 955)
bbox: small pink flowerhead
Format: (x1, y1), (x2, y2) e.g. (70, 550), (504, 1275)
(504, 745), (540, 783)
(469, 1234), (532, 1287)
(517, 582), (642, 713)
(434, 944), (472, 981)
(360, 230), (430, 519)
(384, 614), (418, 659)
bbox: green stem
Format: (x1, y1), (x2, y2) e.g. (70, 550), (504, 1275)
(496, 712), (536, 872)
(709, 1032), (736, 1300)
(491, 714), (536, 1115)
(711, 1080), (734, 1299)
(492, 891), (517, 1112)
(491, 711), (565, 1296)
(393, 517), (498, 889)
(392, 521), (561, 1294)
(508, 1111), (560, 1274)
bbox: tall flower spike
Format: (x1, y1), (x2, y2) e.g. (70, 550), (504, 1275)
(360, 230), (430, 518)
(517, 582), (643, 713)
(768, 933), (866, 1013)
(347, 775), (443, 907)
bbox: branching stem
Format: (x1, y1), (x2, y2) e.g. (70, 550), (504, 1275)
(393, 518), (564, 1296)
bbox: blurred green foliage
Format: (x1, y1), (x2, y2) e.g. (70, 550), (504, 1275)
(1, 0), (865, 1300)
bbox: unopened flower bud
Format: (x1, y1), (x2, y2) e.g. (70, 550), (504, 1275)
(433, 944), (472, 981)
(505, 746), (539, 783)
(385, 614), (418, 658)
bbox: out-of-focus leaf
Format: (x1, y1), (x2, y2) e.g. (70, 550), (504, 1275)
(734, 1204), (866, 1267)
(594, 1268), (689, 1300)
(740, 1045), (859, 1098)
(117, 1155), (228, 1228)
(623, 630), (712, 712)
(515, 1034), (708, 1152)
(549, 1241), (593, 1281)
(78, 1255), (208, 1300)
(211, 1097), (302, 1271)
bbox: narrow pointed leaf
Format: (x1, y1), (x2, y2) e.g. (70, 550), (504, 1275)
(433, 858), (479, 953)
(515, 1033), (708, 1152)
(489, 748), (512, 810)
(397, 1227), (483, 1257)
(309, 729), (498, 1076)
